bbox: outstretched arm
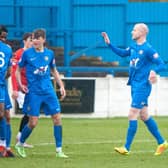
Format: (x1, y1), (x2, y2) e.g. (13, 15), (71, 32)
(101, 32), (130, 57)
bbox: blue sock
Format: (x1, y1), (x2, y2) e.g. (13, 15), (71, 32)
(54, 125), (62, 148)
(20, 125), (32, 144)
(0, 117), (7, 140)
(125, 120), (137, 151)
(144, 117), (164, 144)
(6, 123), (11, 148)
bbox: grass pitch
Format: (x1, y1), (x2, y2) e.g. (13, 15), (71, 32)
(1, 117), (168, 168)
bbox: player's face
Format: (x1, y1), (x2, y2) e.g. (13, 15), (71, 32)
(0, 31), (8, 42)
(131, 25), (142, 41)
(32, 37), (45, 51)
(24, 37), (32, 49)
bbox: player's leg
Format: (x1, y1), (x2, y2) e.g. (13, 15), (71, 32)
(4, 88), (15, 157)
(16, 114), (33, 148)
(51, 113), (68, 158)
(15, 93), (40, 157)
(16, 92), (33, 148)
(44, 92), (68, 158)
(15, 116), (38, 157)
(15, 91), (26, 139)
(5, 110), (15, 157)
(140, 107), (168, 155)
(16, 114), (29, 140)
(0, 87), (7, 157)
(19, 115), (29, 132)
(0, 103), (7, 157)
(114, 89), (141, 155)
(114, 107), (139, 155)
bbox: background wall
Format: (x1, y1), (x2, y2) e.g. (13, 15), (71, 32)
(9, 76), (168, 117)
(1, 0), (168, 70)
(63, 76), (168, 118)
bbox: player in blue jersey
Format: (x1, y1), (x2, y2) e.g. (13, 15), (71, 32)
(0, 25), (13, 157)
(102, 23), (168, 156)
(15, 28), (68, 158)
(0, 25), (15, 157)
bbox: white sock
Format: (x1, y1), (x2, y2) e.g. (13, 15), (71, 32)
(0, 140), (6, 147)
(56, 147), (62, 153)
(16, 132), (21, 141)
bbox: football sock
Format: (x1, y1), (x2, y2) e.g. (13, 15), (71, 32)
(20, 125), (32, 144)
(56, 147), (62, 153)
(16, 132), (21, 141)
(54, 125), (62, 148)
(0, 117), (7, 141)
(144, 117), (164, 144)
(19, 115), (29, 132)
(6, 123), (11, 148)
(125, 120), (137, 151)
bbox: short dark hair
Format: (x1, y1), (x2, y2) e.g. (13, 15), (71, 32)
(22, 32), (32, 41)
(0, 25), (8, 35)
(33, 28), (46, 39)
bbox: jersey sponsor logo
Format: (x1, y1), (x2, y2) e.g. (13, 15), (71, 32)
(33, 65), (48, 75)
(130, 58), (140, 67)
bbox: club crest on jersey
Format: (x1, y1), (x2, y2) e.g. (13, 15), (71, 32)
(139, 50), (143, 55)
(153, 53), (159, 59)
(44, 56), (49, 61)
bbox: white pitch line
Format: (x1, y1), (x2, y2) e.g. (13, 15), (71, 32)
(33, 139), (155, 146)
(31, 150), (158, 156)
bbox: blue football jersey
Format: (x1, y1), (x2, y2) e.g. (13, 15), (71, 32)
(19, 47), (56, 94)
(0, 41), (12, 85)
(108, 42), (165, 87)
(127, 42), (165, 87)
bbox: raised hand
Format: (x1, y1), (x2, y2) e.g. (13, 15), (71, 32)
(101, 32), (110, 44)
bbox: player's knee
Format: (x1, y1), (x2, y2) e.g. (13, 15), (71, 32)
(28, 119), (38, 129)
(128, 108), (139, 120)
(140, 112), (149, 121)
(52, 113), (62, 125)
(5, 115), (10, 123)
(0, 111), (4, 119)
(5, 110), (10, 123)
(140, 114), (149, 121)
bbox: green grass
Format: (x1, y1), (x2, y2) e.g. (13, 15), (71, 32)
(1, 117), (168, 168)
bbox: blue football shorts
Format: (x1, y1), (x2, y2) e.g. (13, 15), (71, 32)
(0, 85), (5, 103)
(131, 86), (151, 109)
(5, 87), (12, 110)
(24, 91), (61, 117)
